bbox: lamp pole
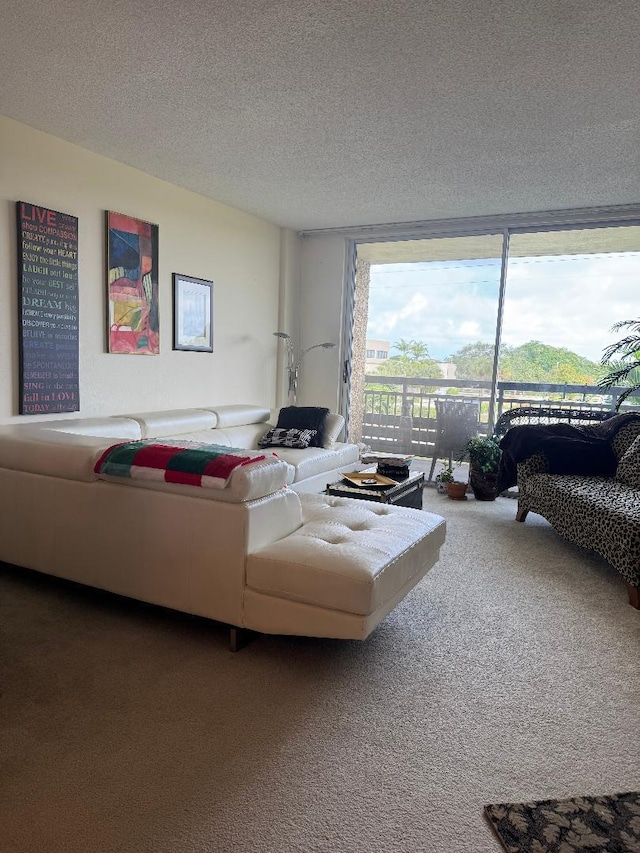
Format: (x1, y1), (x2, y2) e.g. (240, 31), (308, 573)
(273, 333), (336, 405)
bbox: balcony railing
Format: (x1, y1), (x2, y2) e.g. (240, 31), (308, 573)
(360, 375), (629, 457)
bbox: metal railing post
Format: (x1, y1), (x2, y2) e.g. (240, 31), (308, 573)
(400, 380), (413, 453)
(496, 385), (505, 424)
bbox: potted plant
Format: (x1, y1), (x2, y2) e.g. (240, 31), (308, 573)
(459, 435), (502, 501)
(435, 464), (467, 500)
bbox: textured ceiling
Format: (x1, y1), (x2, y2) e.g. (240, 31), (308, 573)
(1, 0), (639, 231)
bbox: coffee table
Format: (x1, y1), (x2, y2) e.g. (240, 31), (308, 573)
(326, 468), (424, 509)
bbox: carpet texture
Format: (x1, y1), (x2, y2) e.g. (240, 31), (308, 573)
(1, 489), (639, 853)
(485, 791), (640, 852)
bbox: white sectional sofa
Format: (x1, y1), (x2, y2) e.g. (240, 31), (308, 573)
(0, 405), (446, 646)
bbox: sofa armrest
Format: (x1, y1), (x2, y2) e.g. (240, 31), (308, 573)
(612, 422), (640, 460)
(517, 451), (550, 483)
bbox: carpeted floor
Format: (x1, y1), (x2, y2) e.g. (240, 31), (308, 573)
(1, 489), (639, 853)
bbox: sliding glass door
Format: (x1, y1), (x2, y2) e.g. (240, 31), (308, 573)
(347, 219), (640, 469)
(498, 225), (640, 416)
(350, 234), (504, 456)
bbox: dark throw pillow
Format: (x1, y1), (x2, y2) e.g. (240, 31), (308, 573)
(275, 406), (330, 448)
(258, 427), (317, 449)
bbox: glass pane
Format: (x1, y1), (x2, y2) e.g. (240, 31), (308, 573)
(498, 225), (640, 419)
(350, 234), (503, 478)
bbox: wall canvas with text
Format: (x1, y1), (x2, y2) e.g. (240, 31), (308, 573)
(107, 211), (159, 354)
(17, 201), (80, 414)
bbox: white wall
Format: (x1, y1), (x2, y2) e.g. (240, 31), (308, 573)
(298, 234), (348, 411)
(274, 229), (301, 409)
(0, 116), (295, 423)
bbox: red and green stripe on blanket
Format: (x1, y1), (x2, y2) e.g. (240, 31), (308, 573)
(94, 440), (272, 490)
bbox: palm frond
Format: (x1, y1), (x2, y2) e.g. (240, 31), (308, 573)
(601, 335), (640, 363)
(610, 319), (640, 335)
(598, 363), (640, 388)
(600, 319), (640, 409)
(615, 384), (640, 407)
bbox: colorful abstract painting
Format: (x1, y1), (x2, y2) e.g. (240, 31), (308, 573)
(107, 212), (159, 354)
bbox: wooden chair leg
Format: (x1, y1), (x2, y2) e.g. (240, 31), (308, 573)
(515, 505), (529, 522)
(627, 583), (640, 609)
(428, 452), (438, 481)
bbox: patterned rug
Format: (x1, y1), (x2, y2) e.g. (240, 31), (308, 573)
(485, 792), (640, 852)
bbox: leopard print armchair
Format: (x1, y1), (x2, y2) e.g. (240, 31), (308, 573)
(515, 421), (640, 609)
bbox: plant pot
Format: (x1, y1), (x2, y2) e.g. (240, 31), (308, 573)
(469, 465), (498, 501)
(446, 481), (468, 500)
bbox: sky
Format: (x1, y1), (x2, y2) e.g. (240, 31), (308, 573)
(365, 252), (640, 363)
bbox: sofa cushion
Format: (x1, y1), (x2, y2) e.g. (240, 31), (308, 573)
(322, 413), (345, 447)
(615, 434), (640, 487)
(268, 446), (342, 482)
(275, 406), (329, 448)
(122, 409), (218, 438)
(523, 472), (640, 516)
(0, 430), (127, 482)
(201, 405), (271, 429)
(521, 472), (640, 586)
(209, 423), (275, 449)
(258, 427), (317, 449)
(330, 442), (360, 468)
(247, 495), (446, 616)
(47, 417), (143, 439)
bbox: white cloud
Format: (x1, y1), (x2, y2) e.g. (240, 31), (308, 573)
(399, 292), (429, 319)
(366, 252), (640, 362)
(459, 320), (481, 337)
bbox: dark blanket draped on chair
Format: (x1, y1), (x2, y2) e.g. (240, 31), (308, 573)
(496, 412), (640, 492)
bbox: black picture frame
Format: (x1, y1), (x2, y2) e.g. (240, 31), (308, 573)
(172, 273), (213, 352)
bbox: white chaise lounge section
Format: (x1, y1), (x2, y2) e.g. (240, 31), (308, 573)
(246, 494), (446, 639)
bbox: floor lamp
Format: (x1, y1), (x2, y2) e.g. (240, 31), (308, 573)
(273, 332), (336, 405)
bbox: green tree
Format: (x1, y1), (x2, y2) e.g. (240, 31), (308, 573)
(500, 341), (601, 387)
(366, 339), (443, 413)
(375, 359), (443, 380)
(384, 338), (432, 363)
(374, 338), (442, 380)
(445, 342), (495, 380)
(444, 339), (603, 401)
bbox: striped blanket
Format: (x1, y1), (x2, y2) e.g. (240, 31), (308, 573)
(94, 440), (268, 490)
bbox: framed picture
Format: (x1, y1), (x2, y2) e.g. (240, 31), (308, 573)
(106, 211), (159, 354)
(17, 201), (80, 413)
(173, 273), (213, 352)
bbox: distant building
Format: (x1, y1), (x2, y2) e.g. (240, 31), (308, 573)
(437, 362), (457, 380)
(366, 339), (457, 380)
(365, 339), (390, 373)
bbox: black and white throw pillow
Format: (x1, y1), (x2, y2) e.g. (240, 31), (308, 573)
(275, 406), (329, 448)
(258, 427), (318, 449)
